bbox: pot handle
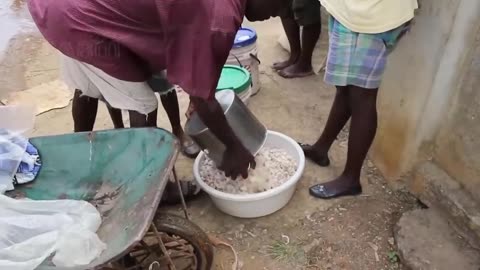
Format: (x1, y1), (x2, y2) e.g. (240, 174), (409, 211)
(250, 53), (261, 64)
(230, 54), (243, 68)
(229, 54), (254, 88)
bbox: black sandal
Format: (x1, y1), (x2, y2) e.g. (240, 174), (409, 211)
(161, 180), (202, 205)
(298, 142), (331, 167)
(309, 184), (362, 199)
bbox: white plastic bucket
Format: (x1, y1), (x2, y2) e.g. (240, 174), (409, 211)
(227, 27), (261, 96)
(193, 130), (306, 218)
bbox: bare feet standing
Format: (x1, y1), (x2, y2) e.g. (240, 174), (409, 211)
(274, 0), (321, 78)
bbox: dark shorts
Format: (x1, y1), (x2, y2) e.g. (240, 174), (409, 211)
(282, 0), (321, 26)
(147, 71), (175, 95)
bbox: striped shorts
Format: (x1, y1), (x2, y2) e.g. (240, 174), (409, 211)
(324, 17), (410, 89)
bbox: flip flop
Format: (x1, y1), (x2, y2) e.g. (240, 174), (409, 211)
(309, 184), (362, 199)
(298, 142), (330, 167)
(277, 69), (314, 79)
(181, 136), (200, 159)
(161, 180), (202, 205)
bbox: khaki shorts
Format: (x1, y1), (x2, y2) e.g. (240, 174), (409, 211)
(282, 0), (321, 26)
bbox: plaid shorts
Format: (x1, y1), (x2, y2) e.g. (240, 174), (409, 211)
(324, 17), (410, 89)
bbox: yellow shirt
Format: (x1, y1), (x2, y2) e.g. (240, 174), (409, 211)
(320, 0), (418, 34)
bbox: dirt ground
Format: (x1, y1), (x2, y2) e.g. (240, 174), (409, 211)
(1, 2), (421, 269)
(182, 127), (419, 270)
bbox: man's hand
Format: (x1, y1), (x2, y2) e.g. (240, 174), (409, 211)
(220, 142), (256, 179)
(190, 96), (256, 179)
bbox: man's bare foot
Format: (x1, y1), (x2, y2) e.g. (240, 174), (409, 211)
(309, 175), (362, 199)
(272, 56), (298, 71)
(278, 62), (314, 78)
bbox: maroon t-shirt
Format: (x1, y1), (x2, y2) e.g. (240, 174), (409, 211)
(28, 0), (246, 99)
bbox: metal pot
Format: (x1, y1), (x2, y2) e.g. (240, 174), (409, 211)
(185, 90), (267, 165)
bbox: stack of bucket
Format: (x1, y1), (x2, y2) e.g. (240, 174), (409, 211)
(216, 65), (252, 104)
(216, 27), (259, 104)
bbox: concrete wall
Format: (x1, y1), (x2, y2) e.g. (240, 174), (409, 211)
(433, 33), (480, 200)
(370, 0), (480, 185)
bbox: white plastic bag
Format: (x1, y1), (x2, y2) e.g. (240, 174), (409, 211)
(0, 130), (29, 191)
(0, 105), (35, 192)
(0, 194), (106, 270)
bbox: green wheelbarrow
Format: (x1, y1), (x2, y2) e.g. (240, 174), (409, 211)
(7, 128), (214, 270)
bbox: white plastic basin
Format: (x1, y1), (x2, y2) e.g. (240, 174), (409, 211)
(193, 130), (305, 218)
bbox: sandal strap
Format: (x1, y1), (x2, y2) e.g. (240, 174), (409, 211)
(161, 180), (201, 205)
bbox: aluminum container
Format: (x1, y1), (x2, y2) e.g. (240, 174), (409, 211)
(185, 90), (267, 165)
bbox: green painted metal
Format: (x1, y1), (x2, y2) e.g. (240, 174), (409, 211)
(13, 128), (180, 269)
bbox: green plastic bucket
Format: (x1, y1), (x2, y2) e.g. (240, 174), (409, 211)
(216, 65), (252, 95)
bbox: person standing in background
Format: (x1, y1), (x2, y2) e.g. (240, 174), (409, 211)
(300, 0), (418, 199)
(273, 0), (321, 78)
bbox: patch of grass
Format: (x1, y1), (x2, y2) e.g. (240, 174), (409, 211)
(388, 251), (399, 263)
(267, 240), (305, 263)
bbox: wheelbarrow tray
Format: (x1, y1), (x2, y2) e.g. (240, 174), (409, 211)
(10, 128), (179, 269)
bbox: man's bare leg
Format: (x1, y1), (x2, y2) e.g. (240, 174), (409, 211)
(160, 90), (200, 158)
(279, 22), (321, 78)
(158, 92), (201, 203)
(273, 17), (301, 70)
(309, 86), (378, 199)
(185, 99), (195, 119)
(106, 105), (125, 129)
(160, 90), (182, 135)
(72, 89), (98, 132)
(129, 109), (157, 127)
(301, 86), (350, 166)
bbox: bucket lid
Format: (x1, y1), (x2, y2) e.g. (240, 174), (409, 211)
(216, 65), (251, 94)
(233, 27), (257, 48)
